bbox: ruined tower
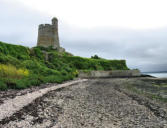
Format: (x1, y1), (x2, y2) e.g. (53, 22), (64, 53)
(37, 17), (60, 49)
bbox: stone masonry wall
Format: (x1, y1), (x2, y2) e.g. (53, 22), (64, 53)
(37, 18), (60, 49)
(78, 69), (141, 78)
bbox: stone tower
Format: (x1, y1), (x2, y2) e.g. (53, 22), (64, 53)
(37, 17), (60, 49)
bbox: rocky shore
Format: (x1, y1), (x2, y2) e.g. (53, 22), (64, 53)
(0, 77), (167, 128)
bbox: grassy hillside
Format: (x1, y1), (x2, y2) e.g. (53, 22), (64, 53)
(0, 41), (128, 90)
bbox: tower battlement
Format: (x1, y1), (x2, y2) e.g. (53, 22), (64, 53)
(38, 24), (52, 29)
(37, 17), (60, 49)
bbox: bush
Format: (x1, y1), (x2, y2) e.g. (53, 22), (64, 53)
(0, 80), (7, 90)
(45, 61), (56, 69)
(61, 70), (68, 76)
(15, 79), (31, 89)
(0, 64), (29, 79)
(91, 55), (101, 59)
(0, 54), (22, 67)
(30, 47), (44, 60)
(43, 75), (64, 84)
(0, 41), (129, 90)
(27, 75), (42, 86)
(0, 41), (30, 59)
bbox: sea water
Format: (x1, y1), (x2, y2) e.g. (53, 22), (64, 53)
(144, 72), (167, 78)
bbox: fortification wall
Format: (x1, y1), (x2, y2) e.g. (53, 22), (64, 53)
(37, 24), (54, 47)
(52, 25), (60, 49)
(37, 18), (60, 49)
(78, 69), (141, 78)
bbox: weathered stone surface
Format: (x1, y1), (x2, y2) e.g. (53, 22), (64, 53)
(0, 79), (87, 122)
(37, 17), (60, 49)
(58, 47), (65, 52)
(1, 78), (167, 127)
(78, 69), (141, 78)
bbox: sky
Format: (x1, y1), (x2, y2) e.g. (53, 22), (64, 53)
(0, 0), (167, 72)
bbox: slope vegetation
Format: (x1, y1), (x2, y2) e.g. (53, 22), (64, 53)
(0, 41), (128, 90)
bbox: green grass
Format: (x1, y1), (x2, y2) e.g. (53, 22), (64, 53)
(0, 41), (128, 90)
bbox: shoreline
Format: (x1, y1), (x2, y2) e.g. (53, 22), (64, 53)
(0, 77), (166, 127)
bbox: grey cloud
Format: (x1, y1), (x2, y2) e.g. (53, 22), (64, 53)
(0, 0), (167, 72)
(0, 0), (50, 46)
(59, 26), (167, 72)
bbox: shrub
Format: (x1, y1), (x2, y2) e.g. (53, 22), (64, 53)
(91, 55), (101, 59)
(0, 64), (29, 79)
(45, 61), (56, 69)
(0, 80), (7, 90)
(27, 75), (42, 86)
(43, 75), (64, 84)
(72, 70), (79, 77)
(0, 41), (30, 59)
(0, 41), (129, 90)
(30, 47), (44, 60)
(6, 77), (38, 89)
(22, 60), (41, 73)
(62, 74), (74, 80)
(0, 54), (22, 67)
(15, 79), (30, 89)
(61, 70), (68, 76)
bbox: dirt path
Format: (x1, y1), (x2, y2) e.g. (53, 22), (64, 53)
(0, 78), (167, 128)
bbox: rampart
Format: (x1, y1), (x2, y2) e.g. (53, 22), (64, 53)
(37, 18), (60, 49)
(78, 69), (141, 78)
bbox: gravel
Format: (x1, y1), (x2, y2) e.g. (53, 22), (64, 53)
(0, 78), (167, 128)
(0, 79), (87, 122)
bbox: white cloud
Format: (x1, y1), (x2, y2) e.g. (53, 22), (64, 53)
(16, 0), (167, 29)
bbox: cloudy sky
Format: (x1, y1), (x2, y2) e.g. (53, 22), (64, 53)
(0, 0), (167, 72)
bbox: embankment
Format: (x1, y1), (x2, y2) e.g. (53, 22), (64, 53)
(79, 69), (141, 78)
